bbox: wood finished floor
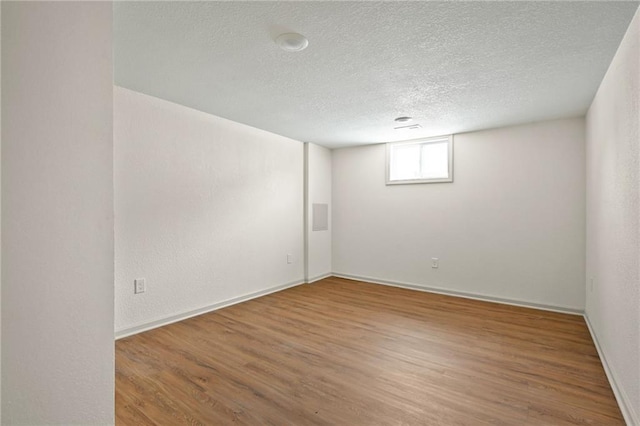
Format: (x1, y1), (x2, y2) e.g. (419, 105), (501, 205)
(116, 277), (624, 425)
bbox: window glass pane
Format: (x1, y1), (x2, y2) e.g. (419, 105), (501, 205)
(390, 143), (421, 180)
(387, 136), (452, 184)
(419, 142), (449, 179)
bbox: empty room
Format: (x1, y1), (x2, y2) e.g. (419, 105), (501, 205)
(1, 1), (639, 425)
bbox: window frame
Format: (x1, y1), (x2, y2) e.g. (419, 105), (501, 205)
(385, 135), (454, 185)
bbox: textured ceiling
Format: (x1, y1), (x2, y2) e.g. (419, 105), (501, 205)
(114, 1), (639, 149)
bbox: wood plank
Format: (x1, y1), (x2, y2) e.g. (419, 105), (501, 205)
(116, 277), (624, 425)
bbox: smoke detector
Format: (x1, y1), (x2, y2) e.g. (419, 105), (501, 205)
(275, 33), (309, 52)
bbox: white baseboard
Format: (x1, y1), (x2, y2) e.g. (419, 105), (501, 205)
(331, 272), (583, 315)
(306, 272), (332, 284)
(115, 279), (304, 339)
(584, 315), (638, 426)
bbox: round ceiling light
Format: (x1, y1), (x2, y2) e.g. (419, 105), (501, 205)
(275, 33), (309, 52)
(394, 116), (413, 123)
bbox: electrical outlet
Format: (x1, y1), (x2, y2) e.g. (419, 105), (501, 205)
(287, 254), (293, 264)
(590, 277), (594, 292)
(134, 278), (146, 294)
(431, 258), (439, 268)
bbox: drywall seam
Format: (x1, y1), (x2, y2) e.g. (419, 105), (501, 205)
(584, 314), (638, 426)
(115, 279), (304, 339)
(332, 272), (583, 315)
(306, 273), (332, 284)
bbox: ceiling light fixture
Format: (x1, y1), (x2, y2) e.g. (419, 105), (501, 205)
(394, 116), (413, 123)
(275, 33), (309, 52)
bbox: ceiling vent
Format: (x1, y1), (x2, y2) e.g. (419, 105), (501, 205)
(394, 124), (422, 130)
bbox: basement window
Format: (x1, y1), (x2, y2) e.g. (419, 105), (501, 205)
(386, 136), (453, 184)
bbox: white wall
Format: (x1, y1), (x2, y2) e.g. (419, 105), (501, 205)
(333, 118), (586, 311)
(1, 3), (114, 425)
(585, 7), (639, 425)
(306, 143), (332, 282)
(114, 86), (304, 335)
